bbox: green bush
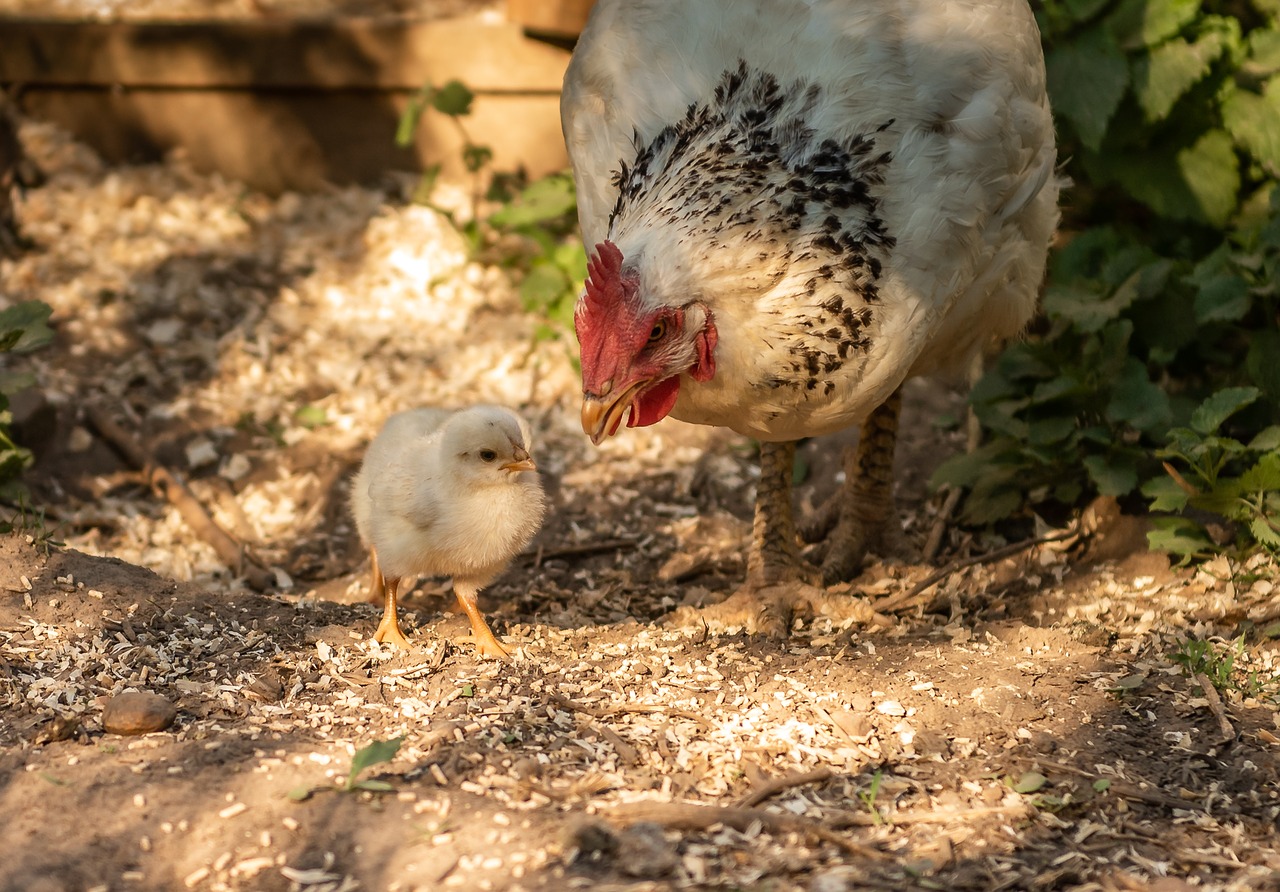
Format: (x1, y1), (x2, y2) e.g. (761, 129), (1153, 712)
(0, 299), (54, 498)
(938, 1), (1280, 561)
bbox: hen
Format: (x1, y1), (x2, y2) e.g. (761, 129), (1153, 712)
(350, 405), (546, 658)
(563, 0), (1058, 628)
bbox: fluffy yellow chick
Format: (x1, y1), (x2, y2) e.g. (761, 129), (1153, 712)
(350, 405), (547, 659)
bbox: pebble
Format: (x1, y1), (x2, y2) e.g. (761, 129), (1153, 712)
(102, 691), (177, 735)
(616, 822), (678, 879)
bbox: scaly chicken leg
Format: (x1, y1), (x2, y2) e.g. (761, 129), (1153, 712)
(452, 581), (511, 661)
(801, 388), (902, 582)
(369, 546), (413, 650)
(672, 391), (902, 636)
(671, 441), (822, 636)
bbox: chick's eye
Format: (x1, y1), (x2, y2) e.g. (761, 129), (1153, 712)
(479, 449), (498, 463)
(647, 319), (666, 344)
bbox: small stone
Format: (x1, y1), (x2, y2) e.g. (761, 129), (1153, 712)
(103, 691), (177, 736)
(563, 818), (618, 862)
(616, 822), (677, 879)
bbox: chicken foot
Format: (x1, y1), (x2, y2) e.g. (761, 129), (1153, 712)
(669, 440), (822, 636)
(801, 387), (902, 583)
(451, 581), (512, 661)
(370, 546), (414, 650)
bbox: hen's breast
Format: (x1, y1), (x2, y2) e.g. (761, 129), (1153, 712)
(563, 0), (1059, 442)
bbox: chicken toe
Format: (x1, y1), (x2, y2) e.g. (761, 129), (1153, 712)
(453, 582), (511, 660)
(372, 575), (414, 649)
(801, 389), (903, 583)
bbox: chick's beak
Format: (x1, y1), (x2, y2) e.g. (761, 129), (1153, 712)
(501, 446), (536, 473)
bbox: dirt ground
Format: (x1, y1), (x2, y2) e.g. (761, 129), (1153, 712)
(3, 115), (1280, 892)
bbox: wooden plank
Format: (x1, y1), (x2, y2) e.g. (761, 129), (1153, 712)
(508, 0), (594, 36)
(19, 88), (568, 193)
(0, 17), (568, 91)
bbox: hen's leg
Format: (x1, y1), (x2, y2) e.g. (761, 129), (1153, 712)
(747, 440), (819, 586)
(453, 581), (511, 660)
(373, 572), (413, 649)
(670, 441), (820, 636)
(801, 388), (902, 583)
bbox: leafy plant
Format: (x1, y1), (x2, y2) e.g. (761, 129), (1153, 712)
(288, 735), (404, 801)
(395, 81), (586, 344)
(0, 300), (54, 500)
(857, 769), (885, 825)
(936, 0), (1280, 565)
(1169, 635), (1264, 694)
(1144, 388), (1280, 559)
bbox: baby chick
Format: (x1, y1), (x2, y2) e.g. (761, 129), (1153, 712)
(350, 405), (547, 659)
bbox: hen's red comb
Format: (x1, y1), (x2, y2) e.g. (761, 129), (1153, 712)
(583, 240), (624, 313)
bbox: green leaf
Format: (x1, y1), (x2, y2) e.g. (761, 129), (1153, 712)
(1248, 330), (1280, 407)
(1249, 426), (1280, 451)
(1107, 0), (1202, 50)
(1047, 29), (1130, 151)
(287, 785), (319, 801)
(1132, 34), (1224, 121)
(1106, 358), (1172, 432)
(1143, 475), (1191, 512)
(1190, 387), (1260, 434)
(1147, 516), (1215, 556)
(489, 174), (579, 229)
(346, 736), (404, 790)
(1223, 78), (1280, 172)
(460, 684), (475, 697)
(1013, 771), (1049, 794)
(1106, 130), (1241, 226)
(1238, 453), (1280, 493)
(1093, 778), (1112, 793)
(929, 441), (1020, 490)
(520, 262), (572, 315)
(294, 405), (329, 430)
(1246, 27), (1280, 75)
(354, 779), (395, 793)
(0, 301), (55, 354)
(431, 80), (475, 117)
(1084, 454), (1139, 496)
(396, 96), (425, 147)
(1250, 516), (1280, 548)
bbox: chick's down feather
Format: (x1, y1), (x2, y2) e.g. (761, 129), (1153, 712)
(350, 405), (546, 658)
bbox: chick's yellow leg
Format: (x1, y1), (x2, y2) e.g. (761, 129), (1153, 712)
(453, 582), (511, 660)
(373, 574), (413, 649)
(366, 546), (385, 605)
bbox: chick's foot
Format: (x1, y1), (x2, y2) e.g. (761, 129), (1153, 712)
(372, 575), (413, 650)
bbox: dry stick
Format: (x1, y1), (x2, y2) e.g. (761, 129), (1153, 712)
(604, 800), (887, 860)
(1194, 673), (1236, 741)
(523, 537), (638, 567)
(923, 354), (985, 563)
(826, 803), (1031, 828)
(1032, 759), (1203, 812)
(736, 767), (835, 809)
(874, 524), (1081, 614)
(85, 406), (275, 591)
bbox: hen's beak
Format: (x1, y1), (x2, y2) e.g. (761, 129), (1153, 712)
(501, 446), (536, 473)
(581, 380), (648, 446)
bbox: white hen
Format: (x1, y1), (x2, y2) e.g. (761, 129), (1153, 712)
(350, 406), (547, 658)
(563, 0), (1059, 624)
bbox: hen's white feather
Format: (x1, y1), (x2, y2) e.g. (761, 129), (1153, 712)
(562, 0), (1059, 441)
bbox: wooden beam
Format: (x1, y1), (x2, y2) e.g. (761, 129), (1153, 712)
(0, 17), (568, 92)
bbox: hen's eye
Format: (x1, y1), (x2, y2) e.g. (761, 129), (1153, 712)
(479, 449), (498, 462)
(648, 320), (666, 344)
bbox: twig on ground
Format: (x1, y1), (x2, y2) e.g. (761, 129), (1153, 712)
(603, 800), (887, 860)
(1194, 673), (1236, 742)
(85, 405), (275, 591)
(875, 524), (1082, 614)
(547, 692), (714, 730)
(523, 538), (638, 567)
(735, 767), (835, 809)
(1032, 759), (1204, 812)
(826, 803), (1031, 827)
